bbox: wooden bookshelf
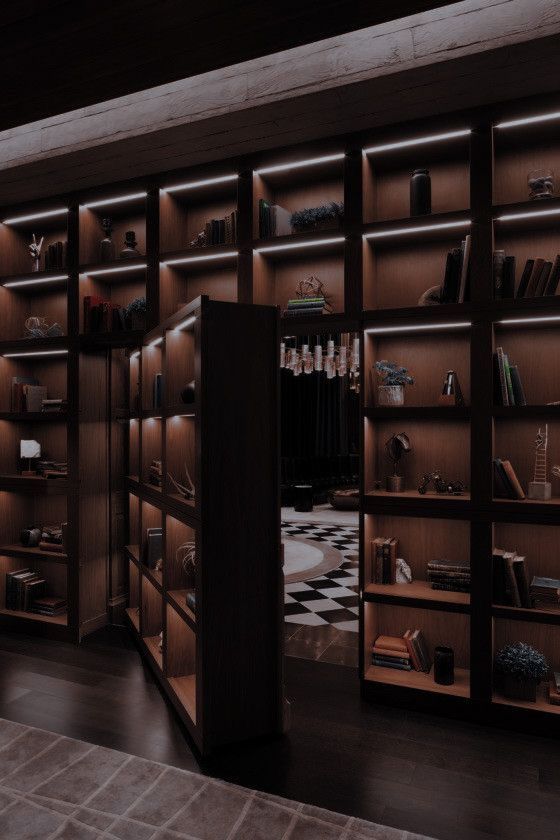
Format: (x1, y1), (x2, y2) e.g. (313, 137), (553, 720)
(122, 296), (282, 755)
(1, 90), (560, 736)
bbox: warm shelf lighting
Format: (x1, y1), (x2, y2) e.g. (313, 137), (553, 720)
(83, 263), (147, 277)
(255, 236), (345, 254)
(175, 316), (196, 331)
(496, 111), (560, 129)
(3, 349), (68, 358)
(130, 351), (140, 360)
(162, 251), (238, 267)
(255, 153), (345, 176)
(365, 220), (471, 239)
(496, 208), (560, 222)
(148, 337), (163, 348)
(365, 322), (471, 335)
(498, 315), (560, 326)
(3, 208), (68, 225)
(164, 174), (238, 193)
(83, 192), (147, 209)
(364, 129), (471, 155)
(4, 274), (69, 288)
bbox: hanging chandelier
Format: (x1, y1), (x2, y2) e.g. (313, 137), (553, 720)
(280, 334), (360, 391)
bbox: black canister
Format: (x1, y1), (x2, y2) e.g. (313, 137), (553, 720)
(434, 645), (454, 685)
(410, 168), (431, 216)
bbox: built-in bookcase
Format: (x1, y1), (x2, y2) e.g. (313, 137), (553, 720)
(2, 88), (560, 735)
(123, 296), (282, 754)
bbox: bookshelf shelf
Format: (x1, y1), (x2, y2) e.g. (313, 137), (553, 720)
(493, 689), (560, 715)
(0, 476), (68, 494)
(364, 664), (470, 698)
(168, 675), (197, 724)
(0, 606), (67, 626)
(365, 581), (470, 611)
(0, 544), (67, 563)
(364, 407), (470, 421)
(144, 634), (163, 670)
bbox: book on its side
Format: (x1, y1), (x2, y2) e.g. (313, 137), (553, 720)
(502, 353), (515, 406)
(495, 347), (509, 406)
(501, 459), (525, 500)
(371, 657), (412, 671)
(525, 258), (545, 297)
(544, 254), (560, 296)
(457, 234), (471, 303)
(508, 364), (527, 406)
(502, 256), (516, 299)
(516, 259), (534, 298)
(374, 635), (408, 653)
(535, 261), (553, 296)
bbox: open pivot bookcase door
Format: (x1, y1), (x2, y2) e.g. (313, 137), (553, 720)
(123, 296), (284, 755)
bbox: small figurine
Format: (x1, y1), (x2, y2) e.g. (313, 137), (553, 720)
(418, 471), (465, 495)
(120, 230), (141, 259)
(29, 233), (44, 272)
(385, 432), (412, 493)
(100, 217), (115, 262)
(528, 425), (552, 500)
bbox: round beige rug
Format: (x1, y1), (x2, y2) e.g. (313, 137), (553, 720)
(283, 535), (344, 584)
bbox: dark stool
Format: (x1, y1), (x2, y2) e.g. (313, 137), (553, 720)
(293, 484), (313, 512)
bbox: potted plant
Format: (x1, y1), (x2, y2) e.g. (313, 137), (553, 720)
(374, 360), (414, 406)
(291, 201), (344, 232)
(495, 642), (548, 702)
(126, 296), (147, 331)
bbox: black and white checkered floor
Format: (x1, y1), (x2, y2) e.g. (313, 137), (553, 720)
(283, 522), (359, 633)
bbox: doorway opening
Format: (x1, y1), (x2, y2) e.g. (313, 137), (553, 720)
(281, 333), (360, 666)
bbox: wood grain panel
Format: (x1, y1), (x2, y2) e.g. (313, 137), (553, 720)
(166, 604), (196, 678)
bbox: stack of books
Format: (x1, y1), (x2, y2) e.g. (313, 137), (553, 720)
(5, 569), (46, 611)
(371, 630), (432, 673)
(493, 548), (531, 607)
(83, 297), (128, 333)
(493, 458), (525, 500)
(148, 459), (163, 488)
(549, 672), (560, 706)
(190, 210), (238, 246)
(493, 347), (526, 406)
(529, 576), (560, 611)
(32, 596), (67, 618)
(38, 525), (65, 554)
(42, 398), (67, 413)
(283, 297), (332, 317)
(258, 199), (292, 238)
(440, 234), (471, 303)
(11, 378), (48, 413)
(494, 252), (560, 299)
(36, 461), (68, 480)
(371, 537), (398, 584)
(427, 560), (471, 593)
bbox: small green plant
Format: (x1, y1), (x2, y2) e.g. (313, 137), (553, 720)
(495, 642), (548, 683)
(291, 201), (344, 231)
(375, 360), (414, 387)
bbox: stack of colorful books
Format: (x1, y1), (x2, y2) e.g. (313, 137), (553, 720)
(283, 297), (332, 317)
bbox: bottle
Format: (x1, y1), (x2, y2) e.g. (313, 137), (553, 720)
(100, 217), (115, 263)
(434, 646), (454, 685)
(410, 168), (431, 216)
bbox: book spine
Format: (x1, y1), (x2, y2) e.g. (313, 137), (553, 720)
(371, 657), (412, 671)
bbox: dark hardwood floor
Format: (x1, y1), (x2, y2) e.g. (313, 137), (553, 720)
(0, 627), (559, 840)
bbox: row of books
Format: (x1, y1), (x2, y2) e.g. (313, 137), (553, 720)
(44, 240), (67, 271)
(493, 549), (531, 607)
(427, 559), (471, 593)
(493, 458), (525, 500)
(36, 461), (68, 480)
(493, 347), (526, 406)
(258, 200), (293, 239)
(190, 211), (238, 247)
(440, 235), (471, 303)
(494, 252), (560, 300)
(371, 631), (432, 672)
(83, 296), (128, 333)
(282, 296), (332, 318)
(371, 537), (398, 584)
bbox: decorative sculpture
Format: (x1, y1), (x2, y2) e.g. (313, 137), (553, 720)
(100, 217), (115, 262)
(167, 461), (195, 501)
(418, 471), (465, 495)
(395, 558), (413, 584)
(385, 432), (412, 493)
(528, 425), (552, 500)
(24, 316), (63, 338)
(29, 234), (44, 272)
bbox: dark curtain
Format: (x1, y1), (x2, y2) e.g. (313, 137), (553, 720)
(281, 366), (359, 458)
